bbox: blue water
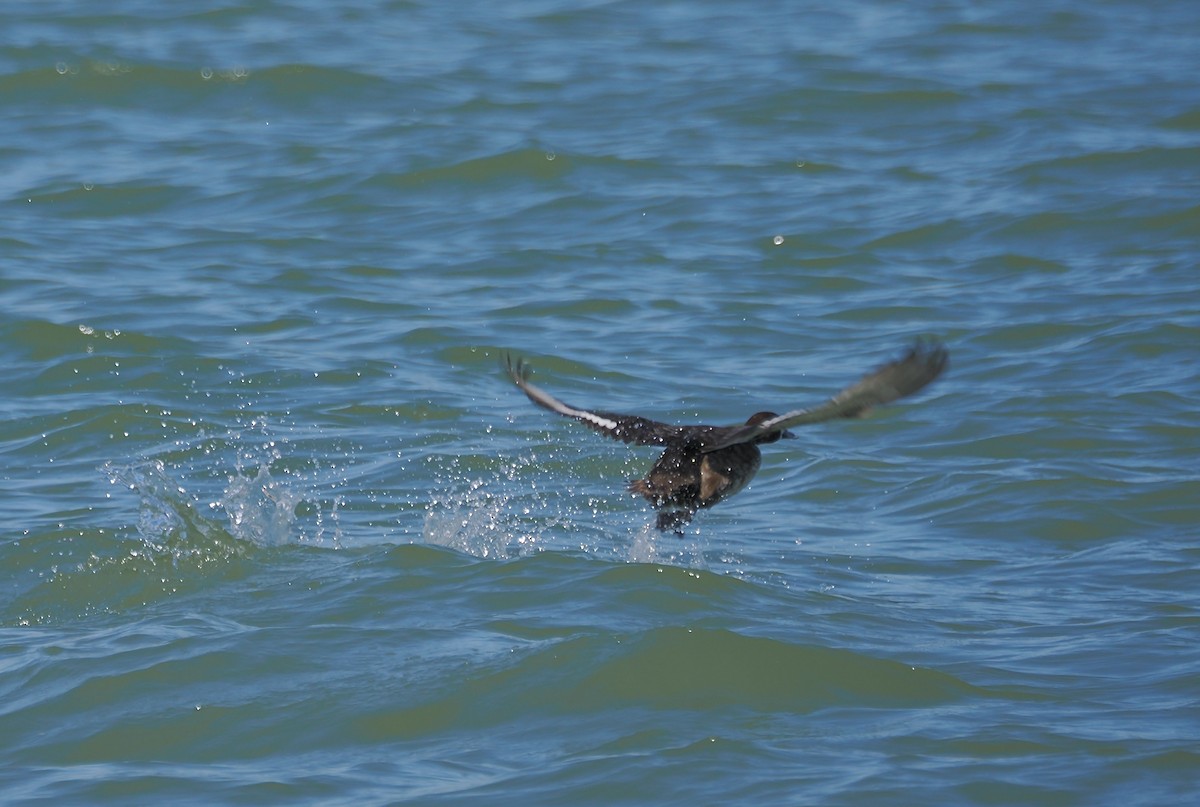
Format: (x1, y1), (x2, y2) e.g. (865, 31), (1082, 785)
(3, 1), (1199, 804)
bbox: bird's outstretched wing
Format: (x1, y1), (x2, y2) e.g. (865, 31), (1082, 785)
(701, 339), (948, 453)
(504, 355), (685, 446)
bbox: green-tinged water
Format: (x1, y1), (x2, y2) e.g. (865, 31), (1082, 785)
(2, 1), (1198, 804)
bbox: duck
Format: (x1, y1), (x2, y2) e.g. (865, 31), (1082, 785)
(504, 339), (948, 532)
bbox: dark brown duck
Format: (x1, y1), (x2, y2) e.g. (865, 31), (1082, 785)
(505, 339), (948, 532)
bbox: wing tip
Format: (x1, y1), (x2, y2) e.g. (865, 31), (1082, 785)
(905, 336), (950, 388)
(502, 352), (531, 387)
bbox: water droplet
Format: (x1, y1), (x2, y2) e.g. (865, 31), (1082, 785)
(773, 235), (785, 245)
(200, 67), (213, 80)
(544, 151), (556, 161)
(55, 62), (68, 75)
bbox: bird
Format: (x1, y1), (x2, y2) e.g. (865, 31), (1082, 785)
(503, 339), (948, 533)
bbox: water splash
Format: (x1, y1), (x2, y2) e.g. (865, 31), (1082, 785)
(104, 458), (226, 551)
(627, 521), (710, 568)
(103, 418), (343, 551)
(422, 453), (563, 559)
(218, 462), (306, 547)
(420, 449), (710, 566)
(422, 477), (538, 560)
(627, 522), (661, 564)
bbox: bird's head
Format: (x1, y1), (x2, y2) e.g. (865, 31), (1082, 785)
(744, 411), (795, 444)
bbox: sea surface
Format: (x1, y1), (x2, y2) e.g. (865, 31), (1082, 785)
(2, 1), (1198, 804)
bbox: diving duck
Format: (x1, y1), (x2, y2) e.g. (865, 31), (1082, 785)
(504, 339), (947, 532)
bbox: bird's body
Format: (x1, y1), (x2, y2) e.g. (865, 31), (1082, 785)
(628, 438), (765, 532)
(505, 340), (948, 532)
